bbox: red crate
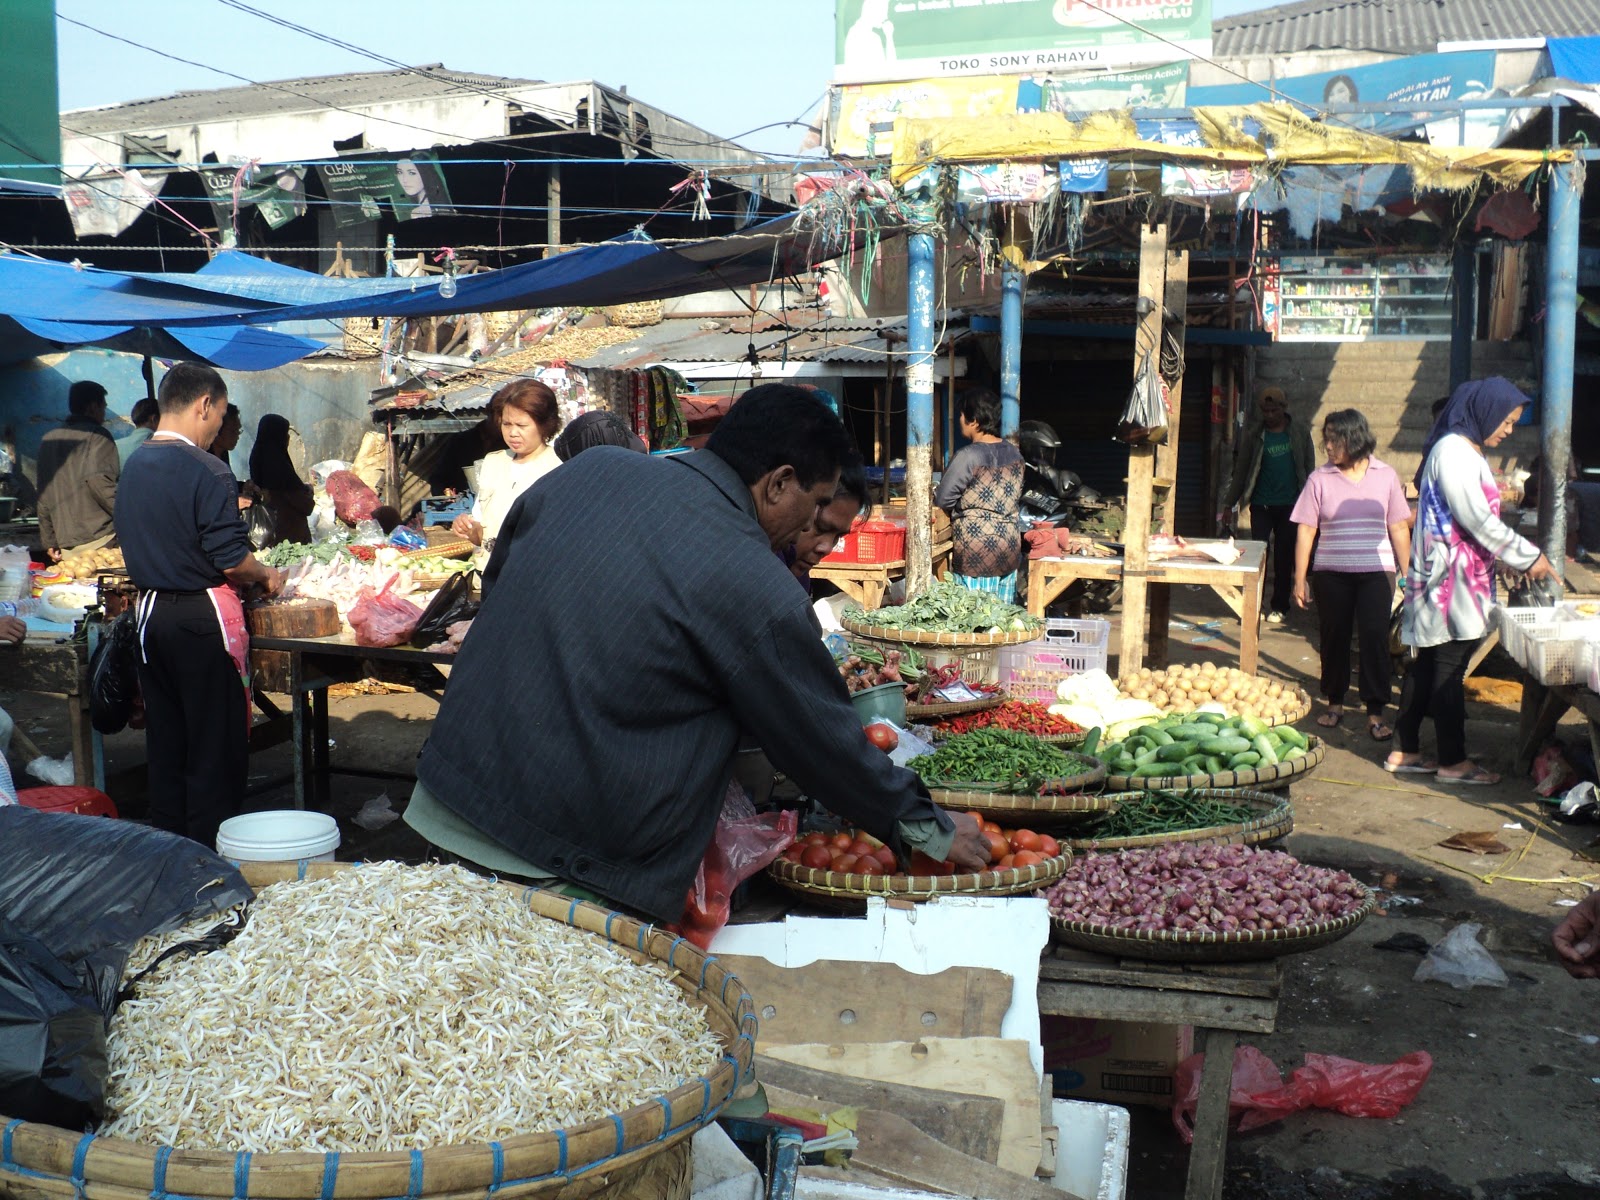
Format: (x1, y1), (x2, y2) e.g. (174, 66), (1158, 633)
(857, 519), (907, 563)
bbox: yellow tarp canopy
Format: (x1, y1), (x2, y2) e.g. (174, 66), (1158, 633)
(891, 103), (1568, 192)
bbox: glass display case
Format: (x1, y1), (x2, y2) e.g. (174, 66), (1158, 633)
(1273, 254), (1452, 342)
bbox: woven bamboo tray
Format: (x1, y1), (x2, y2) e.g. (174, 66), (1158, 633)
(926, 722), (1087, 747)
(1064, 790), (1292, 852)
(411, 567), (474, 590)
(769, 852), (1068, 912)
(402, 538), (475, 563)
(1125, 684), (1312, 729)
(1048, 887), (1376, 963)
(0, 861), (755, 1200)
(928, 785), (1118, 826)
(1104, 737), (1325, 792)
(906, 693), (1006, 719)
(920, 754), (1107, 799)
(841, 615), (1043, 647)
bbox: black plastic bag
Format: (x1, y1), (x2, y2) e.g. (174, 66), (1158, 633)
(244, 502), (277, 551)
(88, 612), (140, 735)
(0, 809), (254, 1124)
(410, 569), (479, 647)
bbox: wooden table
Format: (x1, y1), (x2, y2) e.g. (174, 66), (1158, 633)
(811, 538), (953, 610)
(1512, 674), (1600, 776)
(1037, 949), (1282, 1200)
(1026, 541), (1268, 673)
(6, 634), (98, 788)
(250, 633), (454, 809)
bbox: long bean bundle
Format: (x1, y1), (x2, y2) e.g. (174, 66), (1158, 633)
(1088, 790), (1265, 839)
(908, 728), (1094, 793)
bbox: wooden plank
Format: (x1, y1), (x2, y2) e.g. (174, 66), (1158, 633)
(1119, 224), (1168, 675)
(1038, 957), (1280, 999)
(1038, 978), (1277, 1033)
(761, 1073), (1004, 1166)
(763, 1038), (1042, 1177)
(1184, 1028), (1237, 1200)
(851, 1108), (1090, 1200)
(1156, 249), (1191, 538)
(720, 957), (1012, 1048)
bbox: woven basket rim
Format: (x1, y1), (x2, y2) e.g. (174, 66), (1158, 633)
(1048, 887), (1376, 962)
(906, 694), (1008, 718)
(1065, 789), (1293, 850)
(929, 787), (1119, 820)
(769, 850), (1068, 900)
(1105, 737), (1325, 792)
(1, 862), (754, 1196)
(841, 615), (1042, 647)
(923, 756), (1107, 797)
(1132, 683), (1312, 728)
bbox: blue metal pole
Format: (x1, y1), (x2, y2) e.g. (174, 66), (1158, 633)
(1542, 159), (1581, 564)
(1000, 263), (1023, 437)
(906, 230), (937, 597)
(1448, 241), (1474, 394)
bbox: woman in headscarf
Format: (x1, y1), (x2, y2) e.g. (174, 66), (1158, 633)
(248, 414), (314, 547)
(553, 410), (646, 461)
(1387, 378), (1556, 783)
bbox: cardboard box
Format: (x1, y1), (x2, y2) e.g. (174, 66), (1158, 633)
(1042, 1016), (1193, 1109)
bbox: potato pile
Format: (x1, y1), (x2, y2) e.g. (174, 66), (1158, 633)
(55, 546), (123, 580)
(1116, 663), (1305, 724)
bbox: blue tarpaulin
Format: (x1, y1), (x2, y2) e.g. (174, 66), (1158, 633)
(1548, 38), (1600, 85)
(0, 215), (853, 357)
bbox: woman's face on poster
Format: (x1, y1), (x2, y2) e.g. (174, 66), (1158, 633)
(396, 159), (425, 198)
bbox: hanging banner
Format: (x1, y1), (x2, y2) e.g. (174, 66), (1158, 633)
(61, 169), (165, 238)
(200, 163), (310, 237)
(1059, 158), (1109, 193)
(315, 152), (456, 228)
(1136, 118), (1252, 198)
(827, 76), (1022, 157)
(834, 0), (1212, 85)
(1019, 60), (1189, 114)
(1188, 50), (1503, 143)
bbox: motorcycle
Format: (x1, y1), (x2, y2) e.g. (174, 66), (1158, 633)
(1017, 420), (1121, 616)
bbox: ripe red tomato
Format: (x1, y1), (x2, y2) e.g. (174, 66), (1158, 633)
(984, 831), (1009, 861)
(782, 845), (805, 863)
(831, 853), (859, 874)
(1038, 834), (1061, 858)
(981, 820), (1002, 835)
(873, 844), (898, 870)
(800, 845), (832, 870)
(801, 831), (828, 847)
(995, 853), (1016, 870)
(848, 839), (878, 859)
(1012, 850), (1044, 868)
(854, 856), (885, 876)
(1012, 829), (1043, 854)
(831, 832), (854, 851)
(865, 724), (899, 752)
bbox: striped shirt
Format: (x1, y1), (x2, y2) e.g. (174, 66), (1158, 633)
(1290, 457), (1410, 573)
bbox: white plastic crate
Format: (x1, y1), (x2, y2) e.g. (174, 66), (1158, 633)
(1495, 606), (1559, 666)
(1521, 620), (1600, 686)
(997, 618), (1112, 703)
(920, 645), (1000, 687)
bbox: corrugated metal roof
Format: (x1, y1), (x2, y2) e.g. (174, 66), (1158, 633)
(569, 315), (967, 369)
(1213, 0), (1600, 57)
(65, 65), (540, 135)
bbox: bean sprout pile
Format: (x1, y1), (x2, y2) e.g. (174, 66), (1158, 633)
(103, 863), (724, 1153)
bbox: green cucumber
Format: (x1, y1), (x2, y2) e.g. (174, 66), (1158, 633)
(1167, 723), (1217, 742)
(1200, 736), (1253, 756)
(1179, 755), (1207, 774)
(1145, 728), (1175, 747)
(1204, 755), (1226, 774)
(1082, 726), (1102, 755)
(1229, 750), (1262, 769)
(1132, 761), (1177, 778)
(1156, 743), (1192, 764)
(1277, 725), (1308, 750)
(1237, 716), (1268, 739)
(1251, 734), (1279, 766)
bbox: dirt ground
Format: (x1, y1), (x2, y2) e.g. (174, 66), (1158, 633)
(4, 590), (1599, 1199)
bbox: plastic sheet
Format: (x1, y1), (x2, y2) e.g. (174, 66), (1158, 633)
(675, 785), (796, 950)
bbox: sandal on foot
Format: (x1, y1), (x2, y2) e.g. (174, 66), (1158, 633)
(1368, 719), (1394, 742)
(1437, 763), (1499, 786)
(1383, 754), (1437, 775)
(1316, 707), (1344, 728)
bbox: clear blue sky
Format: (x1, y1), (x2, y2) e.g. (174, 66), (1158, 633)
(55, 0), (1283, 158)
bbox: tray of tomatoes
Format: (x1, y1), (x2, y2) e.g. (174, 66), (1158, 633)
(768, 824), (1070, 911)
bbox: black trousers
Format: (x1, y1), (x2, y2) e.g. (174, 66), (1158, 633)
(135, 592), (247, 848)
(1249, 503), (1296, 613)
(1395, 637), (1477, 766)
(1312, 570), (1395, 714)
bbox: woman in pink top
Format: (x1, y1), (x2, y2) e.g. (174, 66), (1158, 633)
(1290, 410), (1412, 740)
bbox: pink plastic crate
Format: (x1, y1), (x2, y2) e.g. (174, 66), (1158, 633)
(997, 618), (1111, 703)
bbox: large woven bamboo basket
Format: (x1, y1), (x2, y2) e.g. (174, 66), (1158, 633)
(768, 852), (1068, 912)
(841, 615), (1042, 647)
(1104, 737), (1326, 793)
(1063, 790), (1293, 852)
(0, 862), (755, 1200)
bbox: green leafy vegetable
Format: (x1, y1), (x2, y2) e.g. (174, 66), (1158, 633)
(847, 580), (1041, 635)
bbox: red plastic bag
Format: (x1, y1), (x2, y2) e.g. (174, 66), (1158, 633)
(674, 784), (797, 950)
(347, 579), (423, 648)
(327, 470), (380, 525)
(1532, 742), (1577, 797)
(1171, 1045), (1432, 1144)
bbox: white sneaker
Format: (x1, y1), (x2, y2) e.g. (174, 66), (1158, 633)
(1265, 610), (1286, 624)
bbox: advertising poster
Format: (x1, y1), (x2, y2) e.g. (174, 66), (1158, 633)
(315, 152), (456, 229)
(828, 75), (1022, 157)
(834, 0), (1212, 84)
(1136, 118), (1252, 198)
(1188, 50), (1502, 142)
(61, 169), (165, 238)
(1018, 60), (1188, 114)
(200, 163), (310, 235)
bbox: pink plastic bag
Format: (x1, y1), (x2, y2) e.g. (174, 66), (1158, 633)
(673, 784), (797, 951)
(327, 470), (380, 524)
(347, 579), (423, 648)
(1171, 1045), (1432, 1144)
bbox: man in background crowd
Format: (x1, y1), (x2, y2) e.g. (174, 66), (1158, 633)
(37, 380), (119, 561)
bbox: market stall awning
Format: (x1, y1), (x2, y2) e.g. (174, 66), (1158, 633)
(0, 213), (869, 334)
(890, 103), (1569, 191)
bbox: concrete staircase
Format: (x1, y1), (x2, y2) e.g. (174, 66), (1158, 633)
(1255, 340), (1539, 480)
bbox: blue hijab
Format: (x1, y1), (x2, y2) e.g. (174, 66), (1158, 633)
(1414, 376), (1529, 486)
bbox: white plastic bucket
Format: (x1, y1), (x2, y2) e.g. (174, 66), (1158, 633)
(216, 811), (340, 864)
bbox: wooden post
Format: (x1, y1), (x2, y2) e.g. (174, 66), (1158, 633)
(545, 164), (562, 258)
(1119, 225), (1168, 676)
(1146, 250), (1189, 669)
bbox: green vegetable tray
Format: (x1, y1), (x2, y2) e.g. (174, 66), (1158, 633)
(1064, 790), (1292, 852)
(769, 852), (1070, 912)
(842, 615), (1042, 647)
(1048, 887), (1376, 963)
(1104, 736), (1325, 792)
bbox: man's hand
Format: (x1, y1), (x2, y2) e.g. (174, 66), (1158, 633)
(945, 811), (992, 873)
(261, 566), (285, 598)
(451, 514), (484, 546)
(0, 615), (23, 646)
(46, 547), (61, 563)
(1553, 892), (1600, 979)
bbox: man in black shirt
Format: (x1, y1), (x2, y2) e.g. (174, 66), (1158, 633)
(116, 362), (282, 847)
(408, 383), (988, 922)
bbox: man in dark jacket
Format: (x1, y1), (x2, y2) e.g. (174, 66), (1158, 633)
(37, 380), (119, 560)
(1219, 386), (1316, 623)
(406, 384), (988, 921)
